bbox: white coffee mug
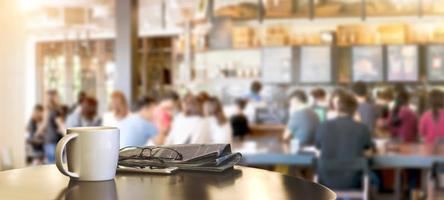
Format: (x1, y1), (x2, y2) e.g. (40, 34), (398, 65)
(56, 127), (120, 181)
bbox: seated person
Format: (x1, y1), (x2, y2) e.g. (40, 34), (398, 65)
(204, 97), (232, 144)
(283, 90), (319, 146)
(66, 97), (102, 128)
(352, 81), (377, 134)
(26, 104), (45, 164)
(387, 90), (418, 142)
(102, 91), (129, 126)
(246, 81), (263, 102)
(118, 96), (160, 148)
(327, 88), (347, 120)
(153, 91), (180, 140)
(244, 81), (267, 123)
(316, 92), (374, 189)
(230, 98), (250, 139)
(374, 88), (393, 138)
(420, 89), (444, 144)
(165, 95), (210, 144)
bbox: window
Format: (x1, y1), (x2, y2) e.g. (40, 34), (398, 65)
(43, 55), (66, 102)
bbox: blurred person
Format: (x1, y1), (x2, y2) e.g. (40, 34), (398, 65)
(153, 91), (180, 139)
(375, 88), (394, 114)
(197, 91), (211, 103)
(165, 95), (210, 144)
(179, 92), (192, 110)
(390, 84), (417, 111)
(283, 90), (319, 146)
(26, 105), (44, 165)
(102, 91), (129, 126)
(420, 89), (444, 144)
(230, 98), (250, 139)
(393, 83), (407, 95)
(69, 91), (86, 114)
(374, 88), (394, 138)
(54, 105), (69, 136)
(35, 90), (63, 163)
(118, 96), (161, 147)
(66, 97), (102, 128)
(351, 81), (377, 133)
(316, 91), (374, 189)
(204, 97), (232, 144)
(310, 88), (328, 122)
(387, 90), (418, 142)
(246, 81), (263, 102)
(388, 89), (420, 197)
(326, 88), (347, 120)
(244, 81), (267, 123)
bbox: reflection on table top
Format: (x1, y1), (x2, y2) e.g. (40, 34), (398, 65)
(0, 165), (336, 200)
(232, 137), (444, 168)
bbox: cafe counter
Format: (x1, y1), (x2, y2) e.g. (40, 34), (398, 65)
(250, 124), (285, 137)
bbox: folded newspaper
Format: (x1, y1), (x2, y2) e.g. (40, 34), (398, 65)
(118, 144), (242, 173)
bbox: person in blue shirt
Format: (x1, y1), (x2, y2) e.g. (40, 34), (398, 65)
(118, 96), (164, 148)
(246, 81), (263, 102)
(283, 90), (319, 146)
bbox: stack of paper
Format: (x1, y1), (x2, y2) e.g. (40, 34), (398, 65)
(118, 144), (242, 173)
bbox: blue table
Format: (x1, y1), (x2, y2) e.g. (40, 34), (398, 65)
(234, 138), (444, 168)
(233, 138), (444, 199)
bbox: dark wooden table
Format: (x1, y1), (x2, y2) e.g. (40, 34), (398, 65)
(249, 124), (285, 137)
(0, 165), (336, 200)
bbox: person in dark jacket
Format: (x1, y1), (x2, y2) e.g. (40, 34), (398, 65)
(230, 98), (250, 139)
(316, 91), (374, 189)
(351, 81), (377, 134)
(35, 90), (64, 163)
(26, 104), (44, 164)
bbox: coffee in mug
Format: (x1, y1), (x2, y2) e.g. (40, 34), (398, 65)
(56, 127), (120, 181)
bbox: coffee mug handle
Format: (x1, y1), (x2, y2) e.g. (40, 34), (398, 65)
(56, 133), (79, 179)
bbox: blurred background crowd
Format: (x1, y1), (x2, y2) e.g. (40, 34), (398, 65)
(27, 80), (444, 167)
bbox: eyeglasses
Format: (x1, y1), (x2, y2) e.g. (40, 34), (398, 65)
(119, 146), (183, 169)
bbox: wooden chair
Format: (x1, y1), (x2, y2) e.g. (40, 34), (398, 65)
(316, 158), (369, 200)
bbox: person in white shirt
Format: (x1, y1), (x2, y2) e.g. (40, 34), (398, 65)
(165, 95), (210, 144)
(203, 97), (232, 144)
(102, 91), (129, 126)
